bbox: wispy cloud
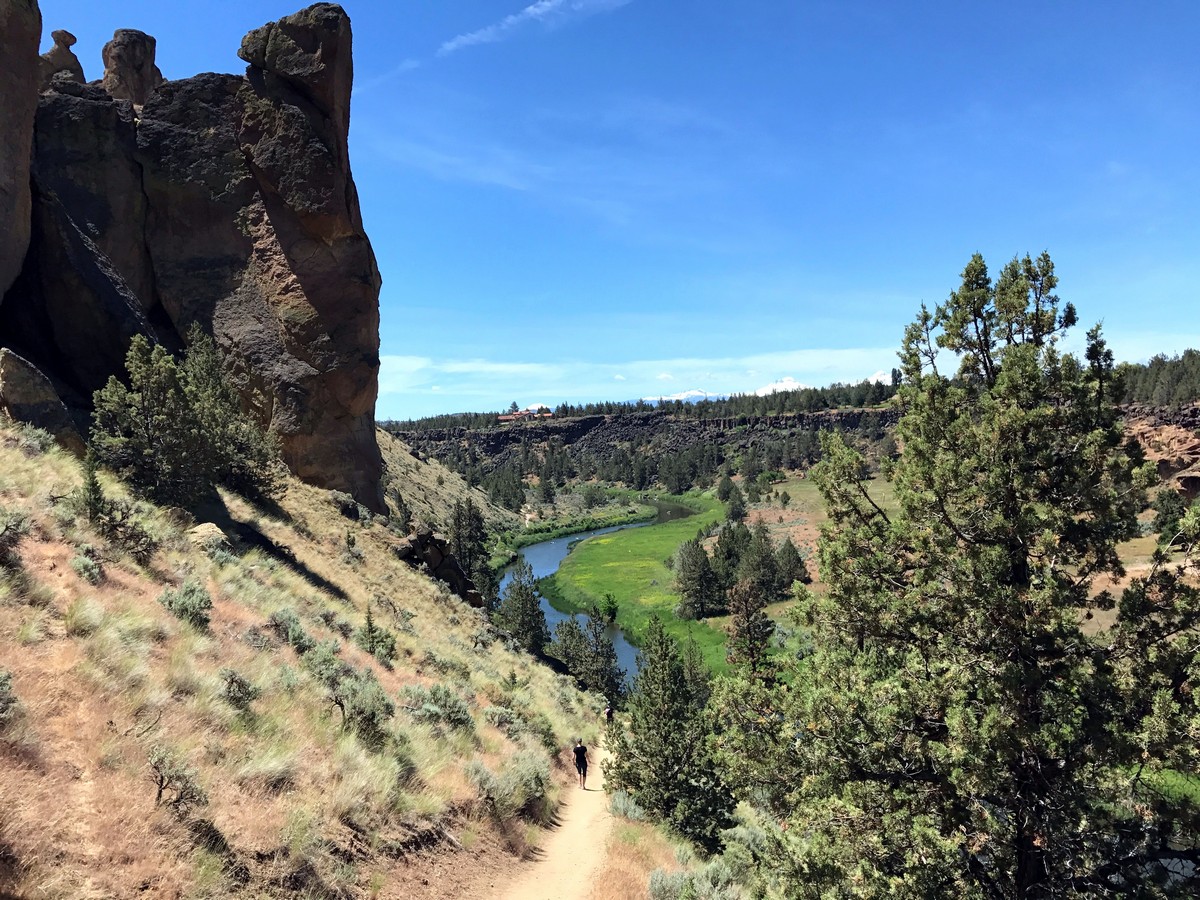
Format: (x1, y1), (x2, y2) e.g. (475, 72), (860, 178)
(438, 0), (632, 57)
(378, 347), (897, 418)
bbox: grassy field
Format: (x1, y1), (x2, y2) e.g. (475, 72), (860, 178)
(539, 493), (727, 671)
(541, 475), (905, 673)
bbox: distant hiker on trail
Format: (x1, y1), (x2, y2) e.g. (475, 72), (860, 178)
(603, 705), (613, 727)
(572, 739), (590, 788)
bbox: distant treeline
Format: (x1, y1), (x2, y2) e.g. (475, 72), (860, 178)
(1119, 350), (1200, 407)
(384, 377), (899, 433)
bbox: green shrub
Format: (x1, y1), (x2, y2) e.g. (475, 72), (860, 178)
(481, 704), (556, 750)
(304, 640), (351, 689)
(219, 668), (261, 711)
(332, 670), (395, 748)
(354, 602), (397, 666)
(266, 608), (314, 654)
(0, 507), (29, 564)
(12, 423), (54, 456)
(467, 750), (552, 823)
(70, 552), (104, 585)
(609, 790), (647, 821)
(159, 578), (213, 630)
(402, 683), (474, 732)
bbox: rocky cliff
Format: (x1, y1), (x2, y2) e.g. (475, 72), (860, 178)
(0, 2), (384, 512)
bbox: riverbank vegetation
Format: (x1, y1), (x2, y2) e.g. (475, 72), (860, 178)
(539, 493), (729, 671)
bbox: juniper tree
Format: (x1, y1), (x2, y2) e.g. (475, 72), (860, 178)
(448, 496), (494, 600)
(724, 577), (774, 678)
(92, 328), (280, 506)
(673, 537), (719, 619)
(735, 521), (783, 602)
(712, 253), (1200, 897)
(608, 615), (732, 852)
(774, 534), (809, 587)
(494, 560), (549, 655)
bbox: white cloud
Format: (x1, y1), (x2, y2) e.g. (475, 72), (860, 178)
(754, 376), (810, 396)
(656, 372), (674, 381)
(866, 370), (890, 384)
(438, 0), (632, 56)
(613, 374), (626, 381)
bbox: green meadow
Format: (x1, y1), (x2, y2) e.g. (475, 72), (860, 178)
(538, 492), (730, 672)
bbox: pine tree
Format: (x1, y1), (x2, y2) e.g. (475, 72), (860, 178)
(712, 253), (1200, 895)
(673, 538), (719, 619)
(735, 521), (783, 602)
(726, 484), (746, 522)
(92, 329), (280, 506)
(775, 534), (809, 587)
(716, 472), (735, 502)
(494, 560), (549, 655)
(608, 615), (732, 852)
(724, 577), (774, 677)
(711, 521), (750, 594)
(448, 496), (495, 601)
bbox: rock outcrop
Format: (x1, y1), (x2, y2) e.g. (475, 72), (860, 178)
(0, 0), (41, 300)
(0, 2), (385, 512)
(0, 348), (85, 454)
(38, 28), (83, 87)
(100, 28), (162, 105)
(392, 525), (484, 608)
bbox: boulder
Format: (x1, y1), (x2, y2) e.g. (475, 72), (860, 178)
(187, 522), (232, 553)
(39, 28), (83, 87)
(391, 524), (483, 607)
(100, 28), (162, 105)
(0, 348), (85, 455)
(0, 0), (42, 300)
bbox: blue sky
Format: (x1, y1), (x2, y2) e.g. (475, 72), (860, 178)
(37, 1), (1200, 419)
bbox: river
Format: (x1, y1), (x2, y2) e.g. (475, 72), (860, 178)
(497, 500), (695, 683)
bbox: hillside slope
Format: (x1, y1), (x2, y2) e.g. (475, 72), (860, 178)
(0, 419), (601, 899)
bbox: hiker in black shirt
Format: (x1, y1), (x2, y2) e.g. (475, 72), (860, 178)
(572, 739), (589, 788)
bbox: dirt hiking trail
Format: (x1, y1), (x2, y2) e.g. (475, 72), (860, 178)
(491, 748), (613, 900)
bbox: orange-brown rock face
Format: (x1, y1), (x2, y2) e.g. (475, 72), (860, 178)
(135, 3), (383, 509)
(1, 3), (385, 512)
(100, 28), (162, 105)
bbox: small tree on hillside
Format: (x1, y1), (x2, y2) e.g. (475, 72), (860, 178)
(725, 484), (746, 522)
(735, 521), (783, 602)
(716, 473), (734, 502)
(775, 535), (809, 587)
(608, 615), (732, 852)
(724, 577), (774, 678)
(494, 560), (549, 655)
(92, 329), (280, 506)
(710, 521), (750, 593)
(448, 496), (495, 602)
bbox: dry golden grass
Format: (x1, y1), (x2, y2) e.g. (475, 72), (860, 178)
(377, 428), (520, 534)
(588, 819), (681, 900)
(0, 420), (602, 898)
